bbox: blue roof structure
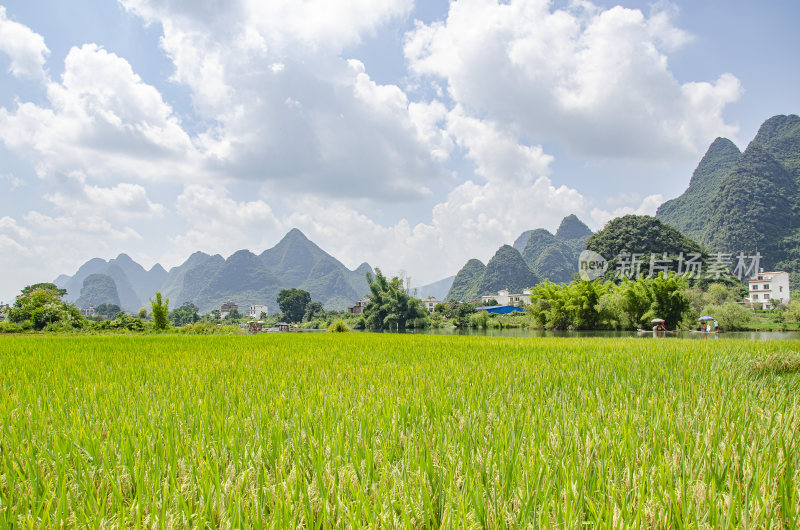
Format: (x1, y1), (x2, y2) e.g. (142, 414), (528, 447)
(475, 305), (525, 314)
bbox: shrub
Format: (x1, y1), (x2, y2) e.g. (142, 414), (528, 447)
(700, 302), (750, 331)
(0, 321), (28, 333)
(470, 311), (489, 329)
(786, 300), (800, 325)
(328, 319), (350, 332)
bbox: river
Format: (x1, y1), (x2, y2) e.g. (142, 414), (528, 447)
(360, 328), (800, 340)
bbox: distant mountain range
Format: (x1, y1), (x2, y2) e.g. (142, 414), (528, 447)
(657, 114), (800, 291)
(415, 275), (456, 301)
(444, 215), (592, 302)
(53, 115), (798, 312)
(55, 229), (372, 313)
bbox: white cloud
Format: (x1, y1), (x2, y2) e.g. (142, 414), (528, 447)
(169, 184), (282, 260)
(121, 0), (413, 57)
(0, 210), (144, 301)
(446, 106), (553, 184)
(0, 44), (204, 183)
(45, 182), (165, 219)
(405, 0), (741, 159)
(0, 0), (752, 299)
(0, 6), (49, 80)
(23, 210), (142, 243)
(283, 171), (586, 285)
(115, 0), (446, 200)
(590, 193), (663, 228)
(0, 215), (31, 242)
(0, 172), (23, 189)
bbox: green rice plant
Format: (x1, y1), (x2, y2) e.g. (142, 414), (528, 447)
(0, 335), (798, 527)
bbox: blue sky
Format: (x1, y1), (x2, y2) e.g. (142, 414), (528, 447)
(0, 0), (798, 302)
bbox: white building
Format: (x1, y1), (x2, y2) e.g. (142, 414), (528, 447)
(421, 296), (440, 313)
(480, 288), (532, 306)
(248, 305), (268, 318)
(747, 270), (790, 307)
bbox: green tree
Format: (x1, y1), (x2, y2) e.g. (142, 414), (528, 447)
(700, 302), (750, 331)
(786, 300), (800, 325)
(363, 268), (426, 331)
(170, 302), (200, 326)
(150, 292), (170, 330)
(452, 302), (477, 328)
(8, 283), (82, 331)
(223, 308), (241, 322)
(277, 289), (312, 323)
(22, 283), (67, 298)
(614, 273), (690, 329)
(705, 283), (734, 306)
(528, 282), (571, 330)
(303, 301), (324, 321)
(642, 273), (691, 329)
(95, 303), (122, 320)
(470, 311), (489, 329)
(527, 280), (612, 330)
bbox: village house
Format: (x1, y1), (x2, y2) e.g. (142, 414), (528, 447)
(247, 305), (268, 318)
(220, 300), (238, 319)
(480, 288), (532, 306)
(746, 270), (791, 307)
(420, 296), (440, 313)
(347, 299), (369, 314)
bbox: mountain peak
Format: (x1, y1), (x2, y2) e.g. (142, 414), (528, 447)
(478, 245), (540, 296)
(555, 215), (592, 240)
(444, 258), (486, 302)
(752, 114), (800, 146)
(687, 137), (741, 188)
(283, 227), (309, 241)
(354, 262), (372, 274)
(229, 249), (257, 259)
(513, 229), (552, 252)
(656, 134), (742, 241)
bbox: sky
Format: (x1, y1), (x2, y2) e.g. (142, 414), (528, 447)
(0, 0), (798, 302)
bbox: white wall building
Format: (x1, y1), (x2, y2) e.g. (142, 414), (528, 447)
(480, 288), (532, 306)
(247, 304), (268, 318)
(421, 296), (440, 313)
(747, 271), (790, 307)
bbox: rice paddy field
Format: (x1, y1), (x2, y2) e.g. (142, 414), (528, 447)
(1, 334), (799, 528)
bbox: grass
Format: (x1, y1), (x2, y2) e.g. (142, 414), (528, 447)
(0, 334), (799, 527)
(745, 310), (800, 331)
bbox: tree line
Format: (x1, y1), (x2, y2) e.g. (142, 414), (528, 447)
(4, 273), (800, 333)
